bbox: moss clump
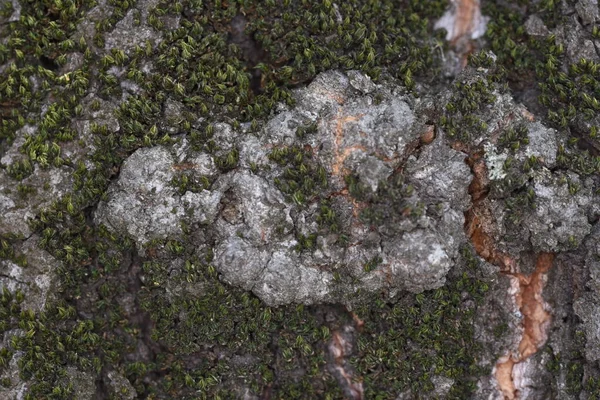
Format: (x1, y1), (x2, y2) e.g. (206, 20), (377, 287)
(482, 4), (535, 82)
(316, 200), (341, 233)
(440, 76), (497, 142)
(498, 124), (530, 152)
(0, 0), (527, 398)
(115, 96), (165, 151)
(268, 145), (346, 250)
(135, 241), (344, 398)
(269, 145), (328, 206)
(0, 288), (116, 399)
(350, 247), (490, 398)
(171, 173), (211, 195)
(295, 122), (318, 139)
(0, 233), (27, 266)
(566, 359), (585, 394)
(215, 147), (240, 172)
(586, 375), (600, 399)
(0, 0), (95, 138)
(489, 154), (539, 231)
(347, 172), (424, 229)
(0, 0), (99, 177)
(482, 3), (600, 176)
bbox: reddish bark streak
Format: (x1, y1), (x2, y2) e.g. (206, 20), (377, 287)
(461, 146), (554, 399)
(329, 330), (364, 400)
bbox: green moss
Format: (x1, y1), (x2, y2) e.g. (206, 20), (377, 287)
(350, 247), (490, 398)
(135, 242), (342, 398)
(0, 233), (27, 266)
(5, 159), (34, 180)
(347, 172), (424, 228)
(0, 0), (542, 398)
(295, 122), (318, 139)
(556, 143), (600, 176)
(482, 4), (535, 79)
(566, 359), (585, 394)
(586, 375), (600, 399)
(269, 145), (327, 206)
(363, 255), (382, 273)
(505, 186), (536, 226)
(493, 322), (509, 339)
(483, 3), (600, 177)
(440, 76), (496, 142)
(170, 173), (211, 195)
(498, 124), (529, 152)
(0, 0), (97, 177)
(0, 289), (104, 399)
(215, 148), (240, 172)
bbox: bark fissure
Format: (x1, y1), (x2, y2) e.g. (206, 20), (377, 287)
(460, 147), (555, 399)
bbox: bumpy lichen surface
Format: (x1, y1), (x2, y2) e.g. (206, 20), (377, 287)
(1, 0), (600, 399)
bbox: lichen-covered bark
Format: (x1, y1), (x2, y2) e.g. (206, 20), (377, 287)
(0, 0), (600, 399)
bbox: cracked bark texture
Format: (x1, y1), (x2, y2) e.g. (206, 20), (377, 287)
(1, 0), (600, 398)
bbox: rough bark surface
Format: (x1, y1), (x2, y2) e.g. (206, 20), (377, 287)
(0, 0), (599, 398)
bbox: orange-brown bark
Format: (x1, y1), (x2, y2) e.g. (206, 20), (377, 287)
(461, 146), (554, 399)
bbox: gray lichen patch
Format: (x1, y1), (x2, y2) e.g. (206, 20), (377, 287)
(574, 292), (600, 362)
(262, 69), (419, 191)
(523, 170), (592, 252)
(482, 105), (558, 180)
(225, 67), (472, 305)
(97, 70), (473, 306)
(523, 121), (558, 168)
(94, 146), (221, 253)
(0, 236), (59, 312)
(383, 229), (453, 293)
(0, 163), (74, 238)
(104, 0), (164, 55)
(406, 131), (471, 208)
(105, 370), (137, 400)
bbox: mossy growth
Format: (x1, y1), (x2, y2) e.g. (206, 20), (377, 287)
(269, 145), (328, 207)
(488, 153), (540, 230)
(295, 122), (318, 139)
(12, 185), (495, 399)
(0, 286), (116, 399)
(171, 173), (211, 195)
(0, 0), (530, 398)
(498, 124), (530, 152)
(131, 238), (347, 398)
(482, 2), (600, 176)
(481, 0), (566, 83)
(543, 315), (595, 398)
(556, 143), (600, 176)
(482, 3), (537, 82)
(316, 200), (342, 234)
(350, 246), (490, 398)
(346, 171), (424, 229)
(0, 233), (27, 267)
(504, 185), (536, 226)
(363, 255), (382, 273)
(215, 147), (240, 172)
(586, 375), (600, 399)
(546, 347), (589, 396)
(147, 0), (447, 105)
(440, 76), (497, 143)
(0, 0), (98, 177)
(268, 145), (346, 250)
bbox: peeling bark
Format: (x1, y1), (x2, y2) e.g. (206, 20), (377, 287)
(495, 253), (554, 400)
(435, 0), (489, 66)
(327, 326), (364, 400)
